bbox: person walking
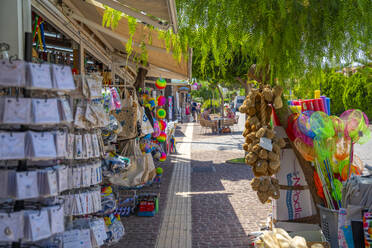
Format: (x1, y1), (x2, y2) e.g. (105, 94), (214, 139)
(191, 101), (197, 122)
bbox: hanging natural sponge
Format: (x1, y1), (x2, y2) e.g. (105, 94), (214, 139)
(262, 87), (274, 102)
(256, 127), (267, 138)
(245, 152), (258, 165)
(258, 149), (268, 160)
(255, 160), (268, 175)
(273, 85), (283, 109)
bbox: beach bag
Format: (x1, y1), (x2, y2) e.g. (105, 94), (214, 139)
(112, 89), (137, 140)
(108, 139), (144, 187)
(141, 153), (156, 183)
(139, 106), (154, 136)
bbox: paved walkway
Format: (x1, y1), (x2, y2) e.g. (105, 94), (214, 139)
(155, 118), (270, 248)
(156, 124), (193, 248)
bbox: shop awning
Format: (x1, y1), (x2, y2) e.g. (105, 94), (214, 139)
(64, 0), (190, 80)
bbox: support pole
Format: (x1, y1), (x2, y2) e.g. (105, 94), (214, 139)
(0, 0), (31, 59)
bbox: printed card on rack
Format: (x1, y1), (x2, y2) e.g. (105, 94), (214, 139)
(90, 219), (107, 247)
(0, 60), (26, 87)
(57, 165), (68, 192)
(28, 63), (53, 89)
(59, 98), (73, 123)
(24, 210), (51, 241)
(67, 133), (75, 159)
(45, 169), (58, 196)
(74, 134), (83, 159)
(0, 211), (24, 242)
(0, 132), (26, 160)
(51, 64), (75, 90)
(62, 230), (81, 248)
(32, 98), (60, 124)
(47, 205), (65, 234)
(2, 97), (32, 124)
(55, 130), (67, 158)
(28, 131), (57, 159)
(15, 171), (39, 200)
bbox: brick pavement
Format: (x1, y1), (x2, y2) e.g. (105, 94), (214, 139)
(190, 123), (271, 248)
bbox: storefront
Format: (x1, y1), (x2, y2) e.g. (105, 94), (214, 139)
(0, 0), (186, 247)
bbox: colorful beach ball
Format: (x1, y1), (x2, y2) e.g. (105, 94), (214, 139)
(159, 120), (167, 131)
(157, 108), (166, 119)
(157, 132), (167, 142)
(157, 95), (166, 106)
(156, 167), (164, 174)
(159, 153), (167, 162)
(155, 78), (167, 89)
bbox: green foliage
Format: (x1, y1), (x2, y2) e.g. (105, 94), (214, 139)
(343, 67), (372, 118)
(322, 72), (347, 115)
(126, 16), (137, 57)
(190, 81), (219, 102)
(101, 0), (372, 91)
(177, 0), (372, 81)
(239, 89), (245, 96)
(293, 67), (372, 118)
(102, 5), (122, 29)
(202, 99), (220, 111)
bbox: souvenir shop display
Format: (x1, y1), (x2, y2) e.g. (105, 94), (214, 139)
(155, 78), (166, 90)
(269, 89), (372, 247)
(0, 59), (74, 245)
(239, 85), (286, 203)
(0, 57), (130, 247)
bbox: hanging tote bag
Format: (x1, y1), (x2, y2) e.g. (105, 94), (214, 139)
(108, 139), (144, 187)
(141, 153), (156, 184)
(140, 106), (154, 136)
(112, 89), (138, 140)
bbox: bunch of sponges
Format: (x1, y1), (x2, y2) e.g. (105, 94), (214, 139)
(239, 85), (285, 203)
(250, 176), (280, 203)
(244, 126), (286, 177)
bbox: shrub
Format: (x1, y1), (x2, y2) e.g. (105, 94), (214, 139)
(343, 67), (372, 119)
(321, 72), (346, 115)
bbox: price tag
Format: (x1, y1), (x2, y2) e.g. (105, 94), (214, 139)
(259, 137), (273, 151)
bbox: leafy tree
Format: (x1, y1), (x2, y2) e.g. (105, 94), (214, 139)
(176, 0), (372, 81)
(321, 72), (347, 115)
(190, 81), (219, 102)
(343, 67), (372, 118)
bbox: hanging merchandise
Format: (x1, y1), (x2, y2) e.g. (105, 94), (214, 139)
(139, 106), (154, 136)
(239, 85), (285, 203)
(157, 108), (166, 119)
(166, 97), (172, 121)
(289, 108), (371, 211)
(0, 55), (117, 247)
(157, 132), (167, 143)
(112, 88), (138, 140)
(159, 120), (167, 131)
(108, 139), (155, 187)
(159, 152), (167, 162)
(157, 95), (166, 106)
(155, 78), (167, 90)
(0, 59), (26, 87)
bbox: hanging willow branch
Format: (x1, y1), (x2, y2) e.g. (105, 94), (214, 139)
(102, 1), (371, 81)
